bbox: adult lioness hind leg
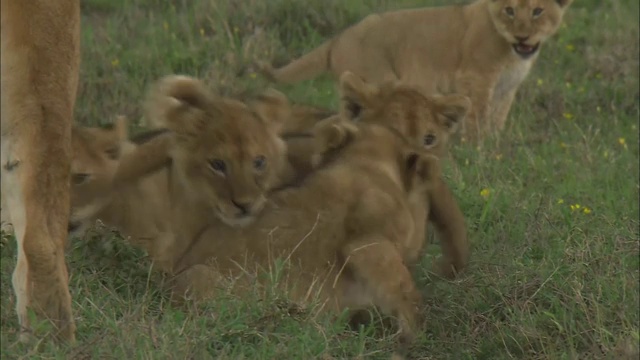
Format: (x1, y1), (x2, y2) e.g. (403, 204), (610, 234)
(1, 0), (81, 342)
(341, 237), (423, 347)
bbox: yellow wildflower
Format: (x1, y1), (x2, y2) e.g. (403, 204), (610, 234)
(565, 44), (575, 52)
(583, 207), (592, 215)
(570, 204), (581, 212)
(536, 78), (544, 86)
(563, 112), (574, 120)
(557, 199), (564, 205)
(480, 188), (491, 200)
(619, 137), (628, 150)
(111, 59), (119, 67)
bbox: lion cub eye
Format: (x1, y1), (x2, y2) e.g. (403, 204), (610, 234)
(72, 173), (92, 186)
(253, 155), (267, 171)
(209, 159), (226, 174)
(504, 6), (515, 17)
(532, 7), (543, 17)
(423, 134), (437, 147)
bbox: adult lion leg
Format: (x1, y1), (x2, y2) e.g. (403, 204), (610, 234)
(1, 193), (13, 233)
(340, 238), (423, 347)
(1, 0), (81, 342)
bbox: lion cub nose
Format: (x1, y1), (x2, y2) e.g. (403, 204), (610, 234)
(231, 200), (251, 215)
(515, 35), (529, 43)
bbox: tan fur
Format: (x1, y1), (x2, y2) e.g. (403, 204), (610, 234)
(165, 117), (440, 348)
(66, 77), (296, 276)
(68, 118), (130, 232)
(1, 0), (80, 342)
(108, 75), (448, 346)
(262, 72), (472, 277)
(339, 72), (471, 277)
(112, 73), (472, 279)
(261, 0), (573, 140)
(65, 118), (179, 271)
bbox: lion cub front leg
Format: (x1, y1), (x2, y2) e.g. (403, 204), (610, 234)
(456, 73), (496, 142)
(427, 178), (470, 279)
(340, 237), (423, 346)
(489, 87), (518, 134)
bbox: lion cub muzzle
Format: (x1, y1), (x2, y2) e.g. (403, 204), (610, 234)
(215, 195), (266, 228)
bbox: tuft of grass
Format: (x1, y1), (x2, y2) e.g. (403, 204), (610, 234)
(2, 0), (638, 358)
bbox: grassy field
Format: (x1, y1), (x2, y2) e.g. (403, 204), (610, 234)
(1, 0), (638, 358)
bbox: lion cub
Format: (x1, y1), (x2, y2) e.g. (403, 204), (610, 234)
(258, 72), (471, 278)
(67, 79), (292, 273)
(261, 0), (574, 139)
(67, 117), (178, 266)
(159, 114), (440, 346)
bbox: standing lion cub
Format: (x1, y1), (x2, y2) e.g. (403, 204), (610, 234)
(261, 0), (573, 140)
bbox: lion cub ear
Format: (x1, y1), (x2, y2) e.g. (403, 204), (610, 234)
(311, 117), (359, 167)
(403, 150), (441, 192)
(250, 88), (291, 134)
(144, 75), (214, 142)
(433, 94), (471, 133)
(338, 71), (379, 121)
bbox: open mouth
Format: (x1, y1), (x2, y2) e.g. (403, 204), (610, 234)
(512, 42), (540, 58)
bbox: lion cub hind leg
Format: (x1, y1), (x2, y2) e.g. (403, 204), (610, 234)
(341, 237), (423, 347)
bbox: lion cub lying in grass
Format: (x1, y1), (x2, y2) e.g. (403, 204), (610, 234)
(262, 0), (574, 140)
(66, 86), (293, 273)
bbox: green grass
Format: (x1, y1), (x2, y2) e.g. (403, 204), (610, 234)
(1, 0), (638, 358)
